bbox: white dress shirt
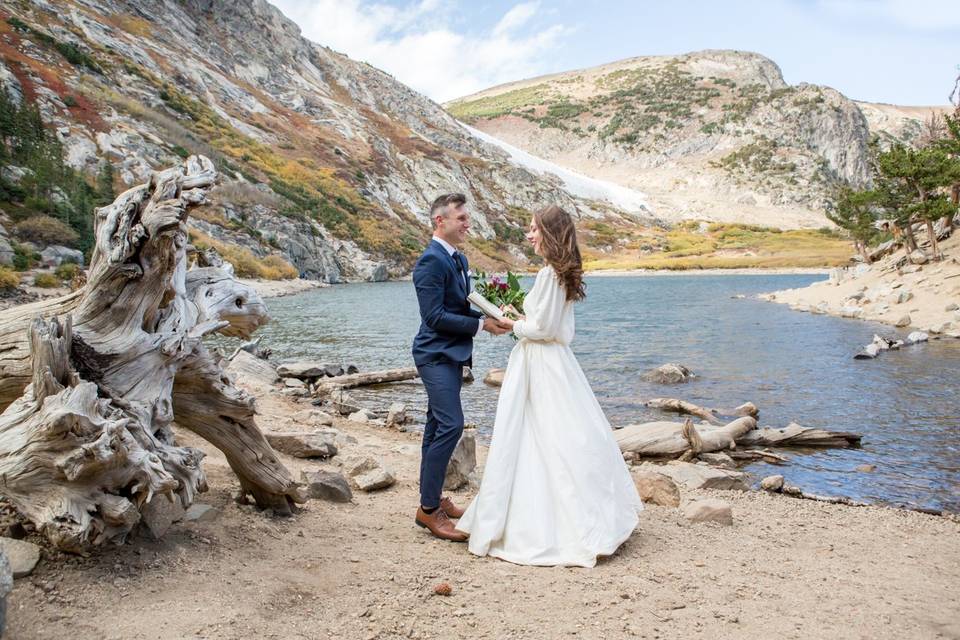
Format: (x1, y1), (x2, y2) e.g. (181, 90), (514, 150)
(432, 235), (483, 337)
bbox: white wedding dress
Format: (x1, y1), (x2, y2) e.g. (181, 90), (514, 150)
(457, 266), (642, 567)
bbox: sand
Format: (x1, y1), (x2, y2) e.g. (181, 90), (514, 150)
(763, 234), (960, 336)
(6, 377), (960, 640)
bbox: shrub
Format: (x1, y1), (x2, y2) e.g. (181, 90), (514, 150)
(0, 266), (20, 290)
(260, 254), (298, 280)
(33, 272), (60, 288)
(14, 215), (80, 246)
(54, 262), (81, 280)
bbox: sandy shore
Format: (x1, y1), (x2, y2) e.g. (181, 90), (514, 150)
(7, 375), (960, 640)
(239, 277), (329, 298)
(761, 234), (960, 336)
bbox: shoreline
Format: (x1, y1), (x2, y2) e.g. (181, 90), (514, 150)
(7, 372), (959, 639)
(760, 233), (960, 335)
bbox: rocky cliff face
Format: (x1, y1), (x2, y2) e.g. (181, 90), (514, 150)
(0, 0), (646, 281)
(449, 50), (936, 229)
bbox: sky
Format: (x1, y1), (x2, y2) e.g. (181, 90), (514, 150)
(269, 0), (959, 106)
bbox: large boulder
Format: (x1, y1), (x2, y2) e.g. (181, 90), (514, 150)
(39, 244), (84, 267)
(636, 461), (749, 491)
(641, 363), (695, 384)
(300, 469), (353, 503)
(908, 249), (929, 265)
(227, 350), (279, 389)
(631, 471), (681, 507)
(444, 431), (477, 490)
(265, 430), (338, 458)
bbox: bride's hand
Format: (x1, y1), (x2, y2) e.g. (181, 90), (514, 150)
(499, 304), (523, 319)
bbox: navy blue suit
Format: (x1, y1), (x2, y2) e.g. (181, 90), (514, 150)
(411, 239), (483, 508)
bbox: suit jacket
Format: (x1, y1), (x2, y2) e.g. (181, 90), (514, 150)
(411, 239), (483, 367)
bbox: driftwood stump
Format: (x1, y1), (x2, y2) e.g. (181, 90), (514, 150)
(0, 156), (302, 552)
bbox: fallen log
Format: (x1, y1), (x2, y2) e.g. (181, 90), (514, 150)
(738, 423), (862, 448)
(643, 398), (724, 425)
(726, 449), (789, 464)
(615, 416), (757, 457)
(0, 156), (301, 552)
(316, 367), (419, 393)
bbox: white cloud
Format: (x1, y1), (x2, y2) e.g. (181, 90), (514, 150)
(269, 0), (568, 102)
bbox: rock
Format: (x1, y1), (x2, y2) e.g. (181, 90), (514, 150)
(900, 264), (922, 274)
(698, 452), (736, 469)
(385, 402), (407, 428)
(483, 368), (505, 387)
(444, 431), (477, 490)
(277, 361), (339, 379)
(636, 461), (749, 491)
(184, 503), (219, 522)
(641, 363), (695, 384)
(631, 471), (681, 507)
(39, 244), (84, 267)
(140, 495), (185, 540)
(852, 263), (871, 277)
(683, 499), (733, 525)
(300, 469), (353, 502)
(0, 235), (13, 266)
(0, 539), (40, 578)
(227, 350), (279, 388)
(854, 343), (879, 359)
(908, 249), (929, 265)
(905, 331), (929, 344)
(946, 303), (959, 312)
(0, 550), (11, 634)
(890, 281), (903, 289)
(839, 305), (863, 318)
(461, 366), (474, 383)
(265, 431), (338, 458)
(345, 364), (360, 374)
(855, 464), (876, 473)
(933, 321), (954, 334)
(284, 377), (305, 388)
(344, 456), (396, 492)
(760, 474), (784, 492)
(894, 314), (911, 327)
(301, 409), (334, 426)
(896, 291), (913, 304)
(348, 409), (373, 423)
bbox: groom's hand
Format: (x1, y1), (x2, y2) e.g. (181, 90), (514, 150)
(483, 317), (511, 335)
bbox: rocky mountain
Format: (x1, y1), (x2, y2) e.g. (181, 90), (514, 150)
(448, 50), (947, 230)
(0, 0), (652, 282)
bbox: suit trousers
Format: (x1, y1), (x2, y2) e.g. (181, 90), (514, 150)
(417, 359), (464, 508)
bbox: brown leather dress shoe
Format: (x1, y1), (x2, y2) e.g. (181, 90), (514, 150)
(440, 496), (465, 519)
(416, 507), (468, 542)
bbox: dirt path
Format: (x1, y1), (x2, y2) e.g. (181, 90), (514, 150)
(6, 388), (960, 640)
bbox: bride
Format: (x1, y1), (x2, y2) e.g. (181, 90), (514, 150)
(457, 205), (642, 567)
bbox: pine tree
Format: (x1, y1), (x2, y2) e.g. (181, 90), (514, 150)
(827, 186), (879, 262)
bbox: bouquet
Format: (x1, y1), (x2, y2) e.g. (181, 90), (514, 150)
(470, 271), (526, 320)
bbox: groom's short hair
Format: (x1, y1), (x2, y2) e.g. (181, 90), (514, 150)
(430, 193), (466, 227)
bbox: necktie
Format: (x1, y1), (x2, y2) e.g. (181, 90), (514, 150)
(452, 251), (467, 288)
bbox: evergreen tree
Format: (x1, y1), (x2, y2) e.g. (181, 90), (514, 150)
(827, 186), (879, 262)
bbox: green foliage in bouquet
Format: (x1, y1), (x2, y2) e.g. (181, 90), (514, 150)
(473, 270), (526, 316)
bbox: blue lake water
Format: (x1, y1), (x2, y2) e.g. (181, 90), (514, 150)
(249, 273), (960, 512)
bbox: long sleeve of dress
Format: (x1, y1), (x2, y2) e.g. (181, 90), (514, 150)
(513, 268), (567, 342)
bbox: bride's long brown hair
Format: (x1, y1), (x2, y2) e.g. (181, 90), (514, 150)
(534, 205), (586, 302)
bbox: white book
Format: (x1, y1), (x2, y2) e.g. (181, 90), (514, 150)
(468, 291), (506, 321)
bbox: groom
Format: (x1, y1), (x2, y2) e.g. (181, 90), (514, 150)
(412, 193), (509, 541)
